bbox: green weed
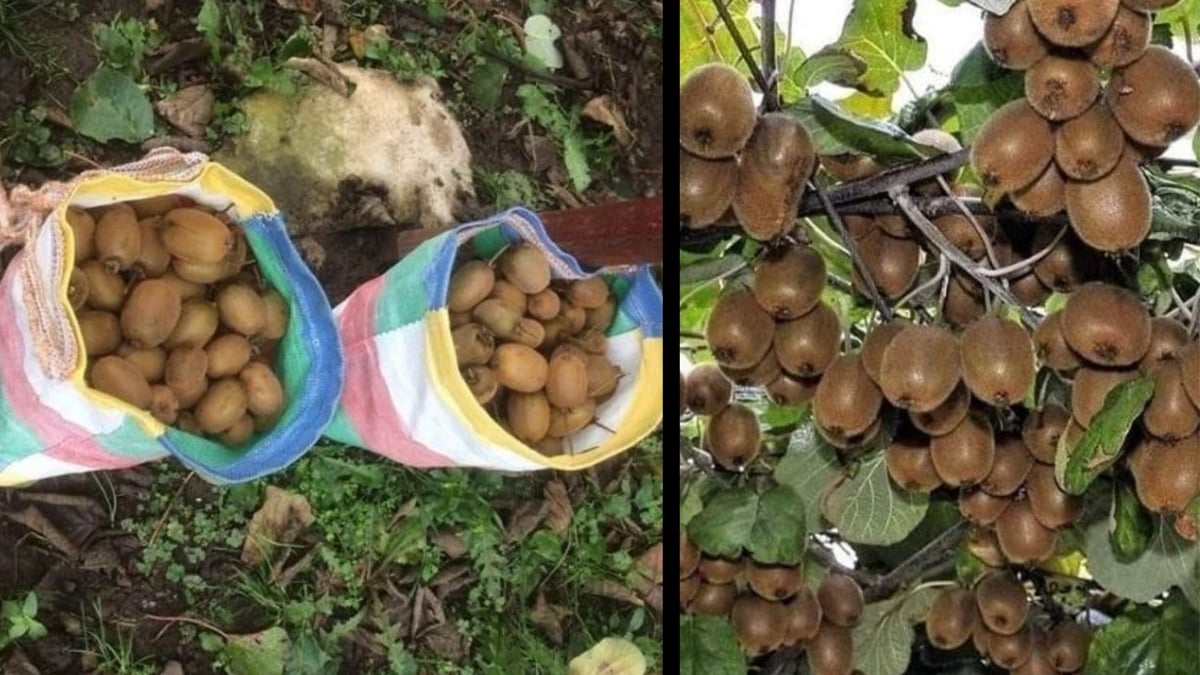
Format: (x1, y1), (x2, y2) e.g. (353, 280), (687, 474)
(0, 591), (47, 650)
(79, 601), (155, 675)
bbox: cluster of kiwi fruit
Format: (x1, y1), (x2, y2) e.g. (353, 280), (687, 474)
(977, 0), (1200, 252)
(684, 243), (832, 468)
(925, 571), (1092, 673)
(65, 198), (287, 445)
(679, 63), (817, 241)
(680, 536), (864, 674)
(447, 242), (622, 456)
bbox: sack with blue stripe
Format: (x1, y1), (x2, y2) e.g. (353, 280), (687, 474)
(324, 207), (663, 471)
(0, 148), (342, 485)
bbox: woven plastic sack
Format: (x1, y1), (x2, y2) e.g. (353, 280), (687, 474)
(324, 207), (663, 471)
(0, 148), (343, 485)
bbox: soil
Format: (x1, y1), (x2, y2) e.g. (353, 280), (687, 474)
(0, 0), (663, 672)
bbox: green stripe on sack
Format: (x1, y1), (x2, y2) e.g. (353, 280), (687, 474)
(375, 232), (450, 334)
(93, 417), (171, 461)
(0, 395), (47, 466)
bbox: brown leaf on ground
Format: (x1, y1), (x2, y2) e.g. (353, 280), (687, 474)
(421, 623), (467, 662)
(155, 84), (214, 138)
(523, 135), (561, 174)
(503, 501), (547, 545)
(544, 479), (573, 535)
(582, 96), (634, 147)
(347, 24), (388, 60)
(530, 592), (571, 645)
(241, 486), (315, 566)
(4, 505), (78, 557)
(433, 531), (468, 558)
(285, 57), (353, 97)
(276, 0), (322, 19)
(585, 579), (644, 607)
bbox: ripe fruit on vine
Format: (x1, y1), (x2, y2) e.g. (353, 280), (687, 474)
(989, 624), (1035, 670)
(817, 574), (864, 628)
(931, 413), (996, 487)
(680, 532), (701, 578)
(753, 245), (826, 320)
(959, 488), (1012, 526)
(1032, 228), (1095, 293)
(680, 150), (737, 228)
(971, 99), (1055, 196)
(926, 588), (977, 650)
(1012, 162), (1066, 217)
(1106, 46), (1200, 147)
(1064, 157), (1151, 252)
(1025, 463), (1084, 528)
(745, 563), (803, 601)
(885, 432), (943, 493)
(879, 325), (962, 413)
(910, 382), (971, 437)
(813, 354), (883, 446)
(705, 288), (775, 370)
(705, 402), (761, 470)
(961, 315), (1036, 407)
(975, 571), (1030, 636)
(861, 320), (908, 386)
(1061, 282), (1151, 367)
(698, 556), (742, 585)
(1027, 0), (1119, 47)
(679, 64), (756, 159)
(806, 622), (854, 675)
(784, 586), (823, 644)
(685, 363), (732, 415)
(1142, 360), (1200, 441)
(982, 434), (1035, 496)
(731, 595), (789, 654)
(1045, 621), (1092, 672)
(1071, 366), (1138, 428)
(774, 302), (842, 378)
(984, 0), (1049, 69)
(687, 581), (738, 615)
(1033, 312), (1083, 373)
(1055, 102), (1125, 181)
(733, 113), (817, 241)
(1024, 54), (1101, 121)
(995, 498), (1058, 563)
(1088, 4), (1150, 68)
(1140, 317), (1189, 371)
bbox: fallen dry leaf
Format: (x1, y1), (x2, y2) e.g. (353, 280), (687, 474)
(582, 96), (634, 147)
(241, 486), (315, 566)
(422, 623), (467, 662)
(4, 505), (78, 557)
(523, 134), (561, 174)
(634, 542), (663, 585)
(503, 501), (547, 545)
(530, 592), (571, 645)
(276, 0), (321, 19)
(585, 579), (644, 607)
(544, 479), (573, 535)
(285, 58), (354, 97)
(155, 84), (214, 138)
(433, 531), (468, 558)
(348, 24), (389, 60)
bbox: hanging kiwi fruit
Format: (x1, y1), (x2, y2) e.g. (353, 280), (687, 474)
(69, 199), (290, 447)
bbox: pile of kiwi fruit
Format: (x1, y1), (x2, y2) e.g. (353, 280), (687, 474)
(680, 536), (864, 671)
(66, 198), (287, 445)
(977, 0), (1200, 252)
(925, 572), (1093, 673)
(447, 242), (623, 456)
(680, 63), (817, 240)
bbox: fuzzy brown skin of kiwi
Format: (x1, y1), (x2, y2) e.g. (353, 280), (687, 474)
(989, 624), (1034, 669)
(1032, 228), (1094, 293)
(910, 382), (971, 437)
(731, 594), (789, 655)
(961, 315), (1036, 407)
(879, 325), (963, 413)
(816, 574), (864, 628)
(851, 226), (921, 301)
(685, 363), (733, 415)
(971, 99), (1055, 196)
(686, 581), (738, 616)
(1180, 342), (1200, 409)
(698, 556), (743, 585)
(1026, 462), (1084, 528)
(1139, 318), (1190, 371)
(1129, 434), (1200, 513)
(942, 274), (986, 327)
(860, 320), (908, 386)
(931, 413), (996, 487)
(705, 403), (761, 470)
(995, 498), (1058, 564)
(813, 354), (883, 441)
(1143, 360), (1200, 441)
(1088, 5), (1150, 68)
(773, 302), (842, 378)
(1027, 0), (1120, 47)
(959, 488), (1012, 526)
(1055, 103), (1125, 181)
(783, 586), (823, 645)
(752, 245), (826, 320)
(1065, 158), (1151, 253)
(1071, 366), (1138, 428)
(732, 114), (816, 241)
(679, 64), (757, 159)
(985, 0), (1050, 69)
(983, 434), (1036, 496)
(679, 149), (737, 228)
(1024, 54), (1101, 121)
(1033, 312), (1083, 374)
(745, 563), (802, 601)
(718, 350), (782, 388)
(885, 433), (943, 493)
(926, 588), (978, 650)
(1106, 46), (1200, 147)
(1045, 621), (1092, 672)
(765, 373), (819, 408)
(806, 622), (854, 675)
(975, 571), (1030, 635)
(705, 288), (775, 370)
(1011, 162), (1066, 217)
(1061, 282), (1151, 367)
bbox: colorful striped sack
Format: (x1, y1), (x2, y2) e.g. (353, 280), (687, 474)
(324, 207), (663, 471)
(0, 149), (343, 486)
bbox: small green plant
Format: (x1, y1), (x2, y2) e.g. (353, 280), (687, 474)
(0, 591), (47, 650)
(517, 83), (611, 193)
(474, 168), (551, 210)
(93, 15), (157, 75)
(80, 601), (155, 675)
(0, 108), (66, 168)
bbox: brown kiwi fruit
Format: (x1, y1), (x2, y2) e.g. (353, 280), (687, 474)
(528, 289), (561, 321)
(972, 621), (994, 659)
(498, 243), (551, 294)
(488, 279), (529, 314)
(66, 207), (96, 263)
(166, 300), (219, 350)
(752, 245), (826, 319)
(719, 350), (782, 387)
(1139, 318), (1189, 371)
(852, 226), (921, 300)
(1180, 342), (1200, 409)
(705, 402), (761, 470)
(679, 63), (756, 159)
(447, 260), (495, 313)
(773, 302), (841, 378)
(159, 271), (206, 302)
(220, 414), (255, 446)
(685, 363), (733, 415)
(926, 588), (978, 650)
(1032, 228), (1094, 293)
(195, 379), (248, 434)
(967, 526), (1007, 568)
(1011, 271), (1053, 307)
(1013, 637), (1057, 675)
(989, 624), (1034, 669)
(983, 434), (1036, 496)
(680, 532), (701, 578)
(971, 99), (1055, 196)
(120, 279), (182, 348)
(733, 113), (817, 241)
(812, 354), (883, 442)
(546, 348), (589, 409)
(861, 320), (908, 386)
(1025, 54), (1101, 121)
(1033, 311), (1083, 373)
(680, 149), (737, 228)
(1065, 157), (1151, 252)
(680, 576), (701, 609)
(1045, 622), (1091, 672)
(820, 153), (882, 182)
(463, 366), (498, 405)
(135, 218), (172, 278)
(705, 288), (775, 370)
(818, 415), (883, 451)
(930, 412), (996, 487)
(910, 382), (971, 437)
(806, 622), (854, 675)
(473, 298), (523, 337)
(1107, 46), (1200, 147)
(1027, 0), (1119, 47)
(161, 208), (232, 264)
(68, 267), (90, 310)
(1129, 435), (1200, 513)
(783, 586), (823, 645)
(507, 391), (552, 443)
(698, 556), (742, 585)
(960, 488), (1013, 526)
(1055, 103), (1125, 180)
(149, 385), (179, 425)
(731, 595), (788, 655)
(89, 356), (153, 409)
(933, 204), (994, 261)
(745, 563), (802, 601)
(239, 362), (284, 421)
(78, 311), (122, 356)
(165, 347), (208, 407)
(687, 581), (738, 616)
(1122, 0), (1182, 8)
(1026, 462), (1084, 528)
(985, 0), (1050, 69)
(975, 571), (1030, 635)
(1071, 366), (1138, 428)
(962, 315), (1036, 407)
(817, 574), (864, 628)
(80, 260), (126, 312)
(217, 284), (267, 337)
(1143, 360), (1200, 440)
(205, 334), (253, 379)
(1011, 162), (1067, 217)
(942, 274), (986, 327)
(879, 325), (963, 413)
(1089, 5), (1150, 67)
(995, 498), (1058, 563)
(94, 204), (142, 272)
(765, 373), (819, 407)
(567, 277), (609, 310)
(885, 431), (943, 493)
(453, 323), (495, 366)
(118, 344), (166, 383)
(172, 258), (229, 284)
(1061, 282), (1151, 367)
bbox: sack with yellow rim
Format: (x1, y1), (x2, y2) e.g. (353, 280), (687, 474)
(324, 207), (663, 471)
(0, 148), (343, 485)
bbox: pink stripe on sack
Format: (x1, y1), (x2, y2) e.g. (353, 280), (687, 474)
(0, 267), (113, 468)
(337, 279), (453, 467)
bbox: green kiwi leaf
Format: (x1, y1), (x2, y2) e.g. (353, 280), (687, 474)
(1111, 481), (1155, 562)
(1056, 376), (1154, 495)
